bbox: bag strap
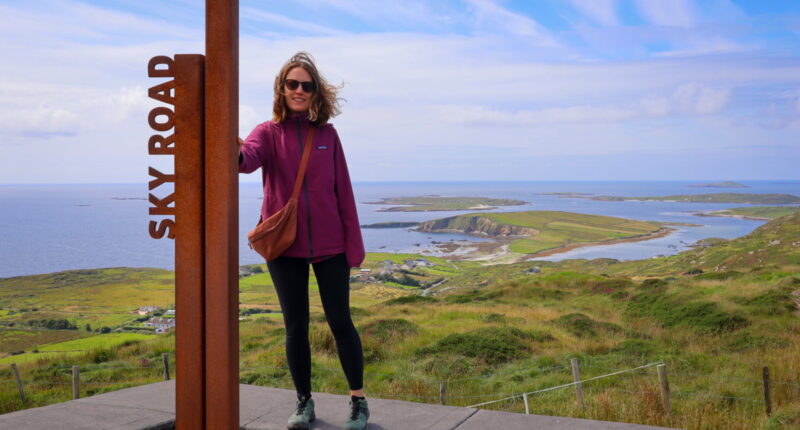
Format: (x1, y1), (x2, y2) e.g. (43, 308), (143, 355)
(290, 126), (316, 199)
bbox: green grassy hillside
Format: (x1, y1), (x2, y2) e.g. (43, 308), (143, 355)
(1, 214), (799, 429)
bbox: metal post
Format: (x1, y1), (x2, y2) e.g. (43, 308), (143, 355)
(11, 364), (25, 403)
(439, 381), (446, 405)
(72, 366), (80, 400)
(204, 0), (239, 428)
(570, 358), (586, 410)
(174, 53), (206, 430)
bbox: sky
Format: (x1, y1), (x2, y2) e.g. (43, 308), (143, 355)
(1, 0), (799, 183)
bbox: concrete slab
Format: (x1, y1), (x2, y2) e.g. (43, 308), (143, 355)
(241, 385), (475, 430)
(0, 399), (174, 430)
(0, 381), (679, 430)
(454, 409), (679, 430)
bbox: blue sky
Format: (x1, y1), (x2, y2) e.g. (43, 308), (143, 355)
(1, 0), (799, 183)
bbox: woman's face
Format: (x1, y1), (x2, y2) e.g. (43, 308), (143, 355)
(284, 67), (314, 113)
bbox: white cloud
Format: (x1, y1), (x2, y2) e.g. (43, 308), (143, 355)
(568, 0), (619, 26)
(464, 0), (559, 44)
(633, 0), (698, 28)
(242, 7), (346, 36)
(672, 83), (730, 114)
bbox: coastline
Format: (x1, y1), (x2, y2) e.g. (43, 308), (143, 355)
(518, 227), (676, 261)
(428, 227), (676, 264)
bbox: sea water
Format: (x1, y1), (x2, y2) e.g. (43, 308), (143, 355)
(1, 180), (798, 278)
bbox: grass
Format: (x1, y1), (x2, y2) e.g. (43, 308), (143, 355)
(2, 213), (800, 428)
(0, 333), (153, 365)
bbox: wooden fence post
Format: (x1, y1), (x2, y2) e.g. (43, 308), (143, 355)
(72, 365), (80, 400)
(657, 364), (671, 414)
(570, 358), (586, 410)
(163, 353), (170, 380)
(439, 381), (446, 405)
(11, 363), (26, 403)
(763, 366), (772, 416)
(522, 393), (530, 415)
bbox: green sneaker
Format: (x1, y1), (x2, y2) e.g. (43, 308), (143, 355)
(344, 397), (369, 430)
(287, 396), (315, 430)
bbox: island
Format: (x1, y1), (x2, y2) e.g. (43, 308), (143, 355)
(414, 210), (673, 262)
(536, 192), (594, 196)
(691, 206), (800, 221)
(689, 181), (749, 188)
(570, 193), (800, 205)
(364, 195), (527, 212)
(360, 221), (421, 229)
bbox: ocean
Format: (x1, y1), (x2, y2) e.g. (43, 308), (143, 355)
(1, 180), (798, 278)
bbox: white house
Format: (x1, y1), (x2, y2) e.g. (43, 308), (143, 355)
(145, 317), (176, 333)
(135, 306), (159, 316)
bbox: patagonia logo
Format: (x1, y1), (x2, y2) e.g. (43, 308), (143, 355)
(316, 145), (328, 150)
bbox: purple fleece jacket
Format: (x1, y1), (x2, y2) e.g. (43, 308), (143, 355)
(239, 114), (365, 268)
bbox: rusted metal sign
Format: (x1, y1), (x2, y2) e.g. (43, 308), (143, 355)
(146, 1), (239, 428)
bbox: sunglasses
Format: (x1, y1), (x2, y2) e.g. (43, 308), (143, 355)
(284, 79), (316, 93)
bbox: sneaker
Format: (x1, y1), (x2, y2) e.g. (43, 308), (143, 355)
(287, 396), (315, 430)
(344, 397), (369, 430)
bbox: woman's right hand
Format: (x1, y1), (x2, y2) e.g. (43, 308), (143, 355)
(237, 137), (244, 148)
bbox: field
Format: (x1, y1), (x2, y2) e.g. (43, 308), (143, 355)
(1, 213), (799, 429)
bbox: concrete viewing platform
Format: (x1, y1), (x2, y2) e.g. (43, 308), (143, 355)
(0, 380), (678, 429)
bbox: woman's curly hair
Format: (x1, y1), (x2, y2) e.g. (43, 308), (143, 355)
(272, 52), (342, 126)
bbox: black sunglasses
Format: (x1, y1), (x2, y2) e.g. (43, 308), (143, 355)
(284, 79), (316, 93)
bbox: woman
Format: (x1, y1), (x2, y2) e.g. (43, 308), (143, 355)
(238, 52), (368, 430)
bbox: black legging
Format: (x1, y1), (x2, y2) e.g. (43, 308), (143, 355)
(266, 253), (364, 397)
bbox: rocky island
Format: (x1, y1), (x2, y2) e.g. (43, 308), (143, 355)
(414, 210), (672, 263)
(572, 193), (800, 205)
(689, 181), (749, 188)
(364, 195), (527, 212)
(691, 206), (800, 221)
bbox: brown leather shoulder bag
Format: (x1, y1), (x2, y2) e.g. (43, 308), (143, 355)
(247, 126), (316, 261)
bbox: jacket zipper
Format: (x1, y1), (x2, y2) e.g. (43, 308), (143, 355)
(296, 117), (314, 258)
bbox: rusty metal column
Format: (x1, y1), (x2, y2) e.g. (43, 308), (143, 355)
(204, 0), (239, 428)
(174, 54), (206, 430)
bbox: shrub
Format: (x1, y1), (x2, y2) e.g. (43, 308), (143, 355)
(724, 332), (787, 353)
(639, 278), (668, 289)
(384, 295), (437, 305)
(551, 313), (622, 337)
(482, 312), (507, 324)
(359, 318), (418, 343)
(627, 292), (748, 333)
(731, 288), (796, 315)
(694, 271), (743, 281)
(91, 349), (114, 364)
(417, 326), (552, 365)
(587, 278), (633, 294)
(444, 289), (502, 304)
(420, 355), (480, 378)
(612, 339), (656, 359)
